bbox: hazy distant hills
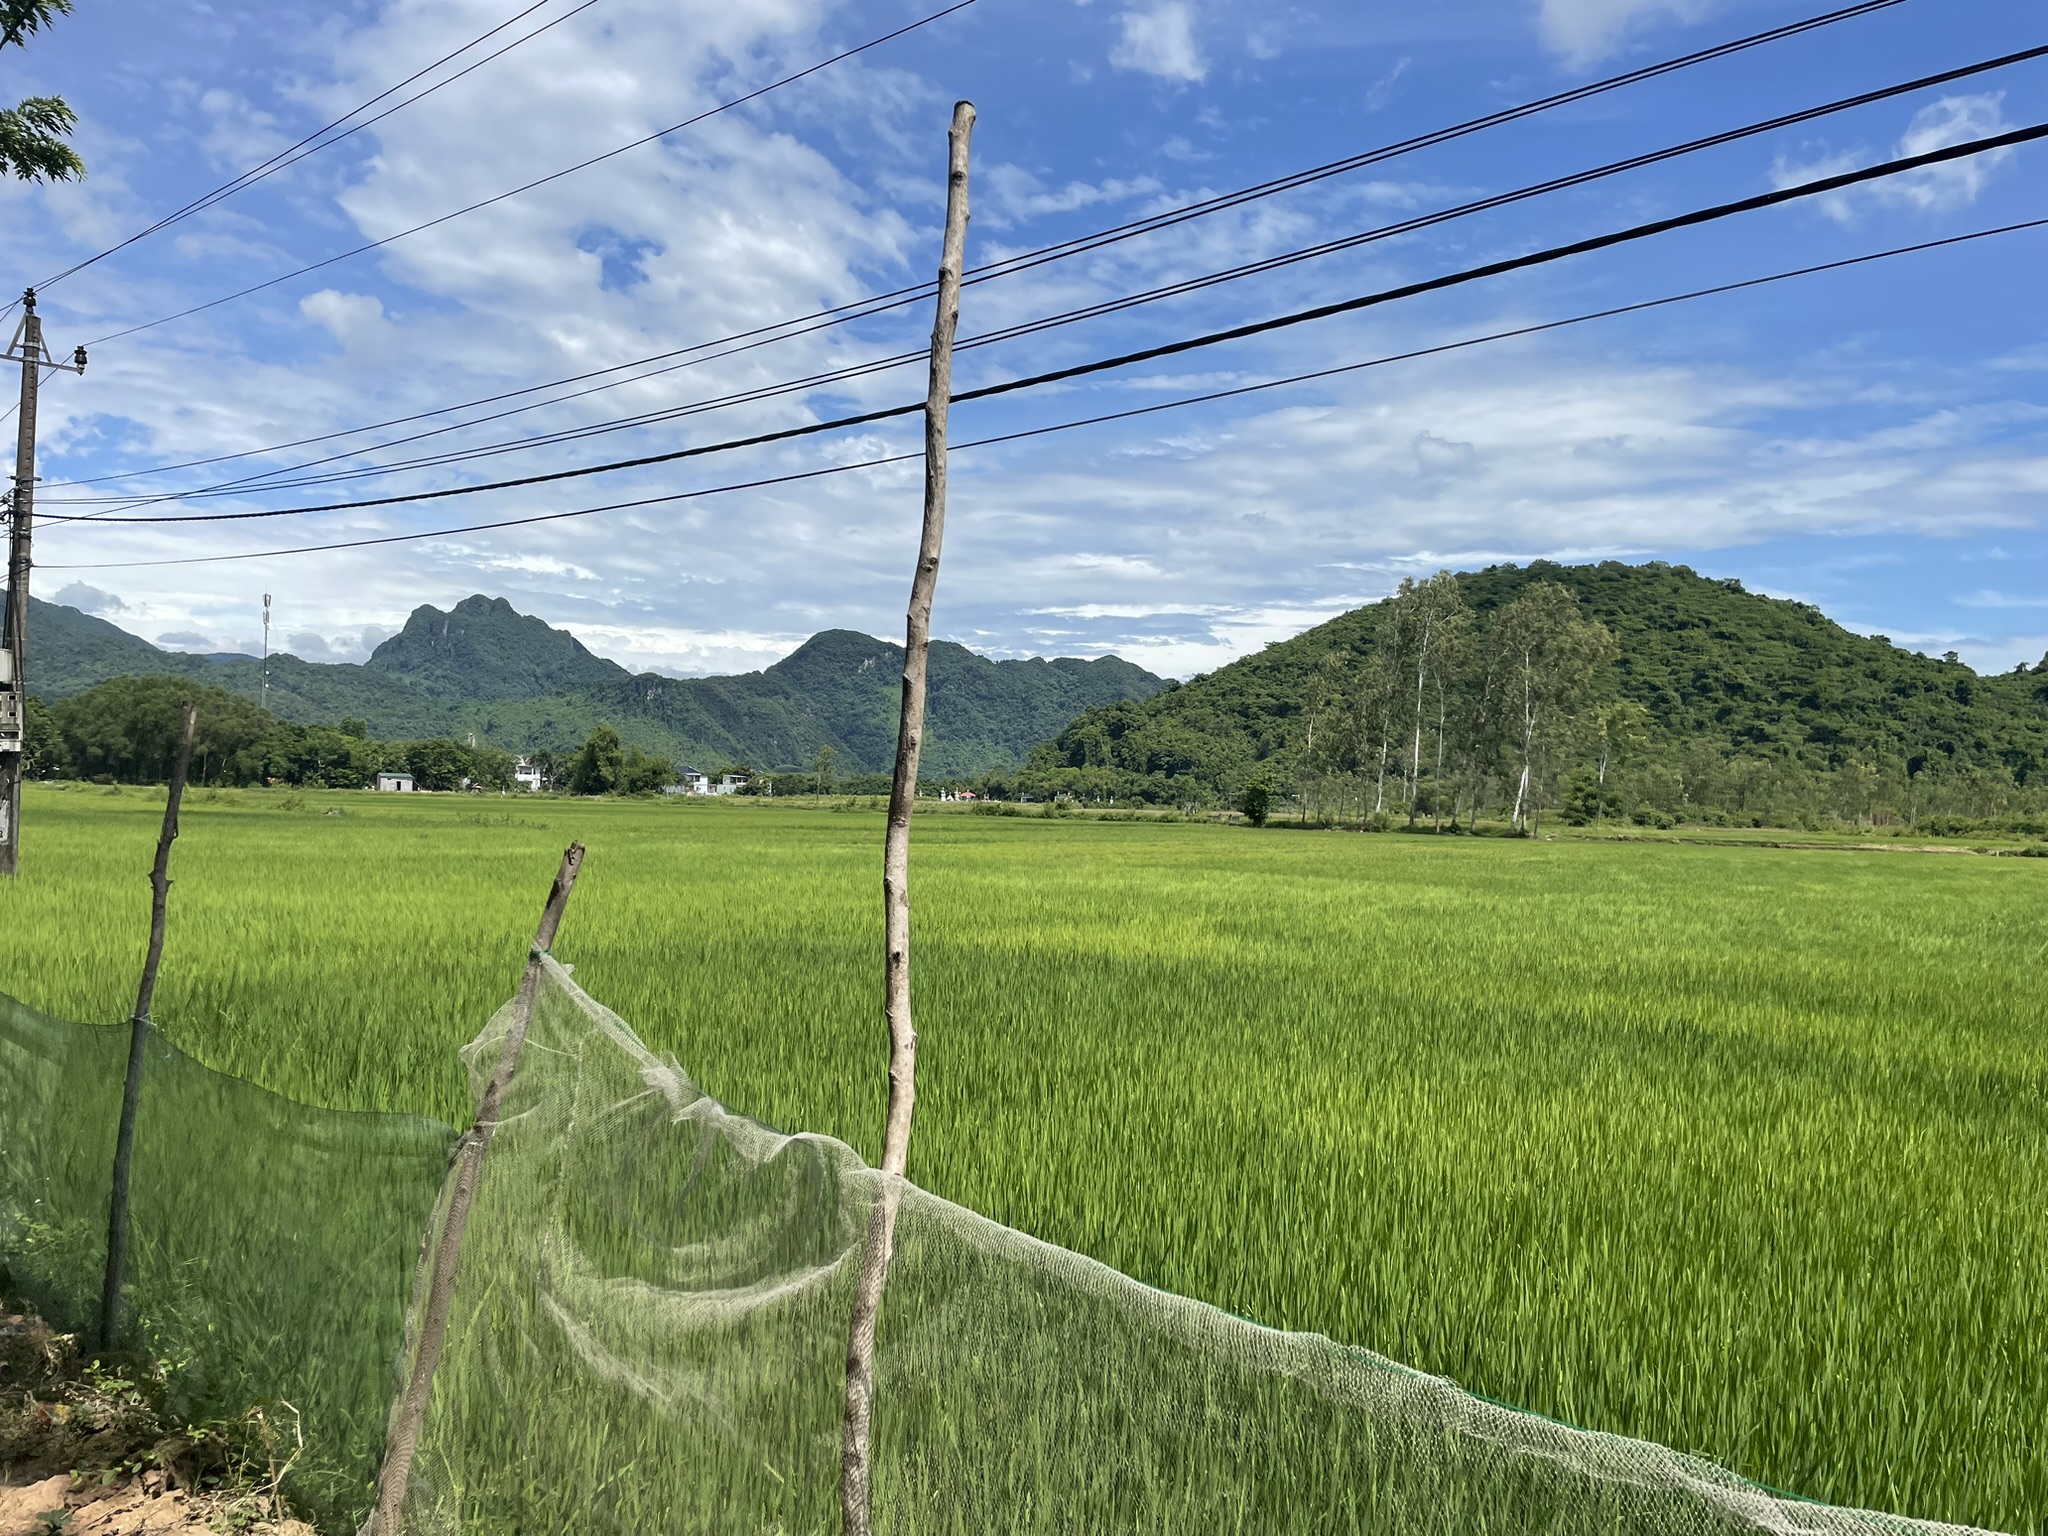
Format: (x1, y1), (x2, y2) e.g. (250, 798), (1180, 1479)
(26, 594), (1166, 776)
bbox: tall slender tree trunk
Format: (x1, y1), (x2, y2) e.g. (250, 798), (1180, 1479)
(1433, 687), (1447, 833)
(1408, 616), (1430, 826)
(1374, 713), (1390, 814)
(1300, 717), (1315, 826)
(1511, 650), (1536, 833)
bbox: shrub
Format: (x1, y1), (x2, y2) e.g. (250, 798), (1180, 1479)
(1238, 779), (1272, 828)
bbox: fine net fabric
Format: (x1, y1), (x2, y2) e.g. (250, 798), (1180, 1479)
(0, 993), (458, 1529)
(391, 957), (1996, 1536)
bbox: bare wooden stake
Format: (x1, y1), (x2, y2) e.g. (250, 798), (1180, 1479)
(371, 841), (585, 1536)
(98, 700), (197, 1351)
(841, 98), (975, 1536)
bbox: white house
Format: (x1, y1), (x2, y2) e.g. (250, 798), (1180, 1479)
(712, 772), (750, 796)
(665, 766), (710, 795)
(375, 771), (416, 793)
(514, 757), (544, 792)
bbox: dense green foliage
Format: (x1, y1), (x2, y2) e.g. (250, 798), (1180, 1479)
(0, 0), (85, 184)
(29, 595), (1164, 776)
(1033, 561), (2048, 827)
(0, 791), (2040, 1532)
(562, 723), (671, 795)
(29, 673), (519, 789)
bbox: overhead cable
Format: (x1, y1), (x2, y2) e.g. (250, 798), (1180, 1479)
(42, 216), (2048, 572)
(60, 37), (2041, 512)
(45, 118), (2048, 530)
(27, 0), (599, 297)
(79, 0), (983, 348)
(49, 0), (1907, 485)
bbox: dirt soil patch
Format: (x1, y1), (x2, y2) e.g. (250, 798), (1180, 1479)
(0, 1471), (313, 1535)
(2, 1307), (313, 1536)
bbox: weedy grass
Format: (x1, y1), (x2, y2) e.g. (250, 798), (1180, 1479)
(1, 784), (2042, 1533)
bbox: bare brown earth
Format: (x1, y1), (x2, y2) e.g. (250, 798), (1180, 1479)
(0, 1471), (314, 1535)
(1, 1309), (311, 1536)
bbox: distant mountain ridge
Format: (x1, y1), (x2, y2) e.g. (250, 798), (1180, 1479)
(25, 595), (1167, 777)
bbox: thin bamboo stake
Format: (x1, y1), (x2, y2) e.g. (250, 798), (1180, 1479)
(371, 841), (585, 1536)
(98, 702), (198, 1351)
(840, 98), (975, 1536)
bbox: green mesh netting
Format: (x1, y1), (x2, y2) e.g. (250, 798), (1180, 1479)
(390, 957), (1997, 1536)
(0, 993), (457, 1529)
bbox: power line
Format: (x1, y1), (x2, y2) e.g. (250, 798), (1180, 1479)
(48, 0), (1907, 488)
(46, 118), (2048, 531)
(41, 216), (2047, 572)
(26, 0), (598, 297)
(79, 0), (983, 349)
(58, 37), (2038, 513)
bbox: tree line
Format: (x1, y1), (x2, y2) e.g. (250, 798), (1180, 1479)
(1231, 575), (1623, 833)
(23, 676), (524, 790)
(1026, 562), (2048, 833)
(31, 676), (780, 798)
(1021, 577), (1616, 829)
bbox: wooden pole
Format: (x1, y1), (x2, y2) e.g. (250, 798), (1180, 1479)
(841, 98), (975, 1536)
(97, 700), (197, 1351)
(371, 841), (584, 1536)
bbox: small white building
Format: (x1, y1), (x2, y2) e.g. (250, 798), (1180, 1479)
(665, 766), (710, 796)
(375, 771), (416, 793)
(712, 772), (750, 796)
(514, 757), (544, 792)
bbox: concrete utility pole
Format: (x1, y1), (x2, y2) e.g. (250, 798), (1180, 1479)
(0, 288), (87, 877)
(260, 593), (272, 713)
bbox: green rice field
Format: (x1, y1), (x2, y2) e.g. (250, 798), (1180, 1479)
(1, 783), (2042, 1533)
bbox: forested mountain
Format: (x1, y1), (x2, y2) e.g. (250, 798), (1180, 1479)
(25, 594), (1163, 777)
(1027, 561), (2048, 827)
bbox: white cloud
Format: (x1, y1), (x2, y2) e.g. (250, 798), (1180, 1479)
(568, 623), (813, 677)
(286, 628), (396, 663)
(1363, 57), (1410, 113)
(16, 0), (2042, 698)
(982, 165), (1164, 226)
(1534, 0), (1706, 69)
(1771, 94), (2015, 223)
(1110, 3), (1205, 83)
(1960, 590), (2048, 610)
(478, 553), (601, 581)
(52, 582), (126, 615)
(298, 289), (390, 350)
(195, 87), (291, 175)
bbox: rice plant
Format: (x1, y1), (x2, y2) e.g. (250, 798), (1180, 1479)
(1, 783), (2040, 1532)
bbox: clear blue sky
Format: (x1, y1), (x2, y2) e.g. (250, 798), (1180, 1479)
(6, 0), (2043, 678)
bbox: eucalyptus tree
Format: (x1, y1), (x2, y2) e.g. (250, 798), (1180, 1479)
(1354, 616), (1404, 816)
(1491, 582), (1618, 834)
(1392, 571), (1469, 828)
(1425, 597), (1474, 831)
(1295, 649), (1351, 824)
(1589, 699), (1651, 820)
